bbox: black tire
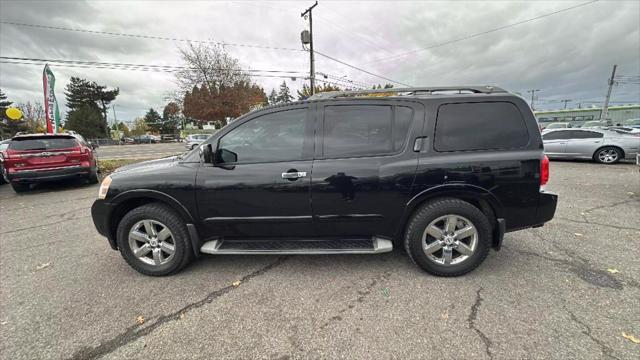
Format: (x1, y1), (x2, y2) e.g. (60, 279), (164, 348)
(87, 166), (99, 184)
(404, 198), (492, 277)
(594, 146), (622, 164)
(116, 203), (193, 276)
(11, 182), (30, 193)
(0, 166), (6, 184)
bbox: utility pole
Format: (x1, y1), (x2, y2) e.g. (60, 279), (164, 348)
(301, 1), (318, 95)
(560, 99), (571, 109)
(527, 89), (540, 110)
(600, 64), (617, 124)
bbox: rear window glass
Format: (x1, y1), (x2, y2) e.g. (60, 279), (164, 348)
(434, 102), (530, 152)
(323, 105), (413, 158)
(8, 137), (78, 151)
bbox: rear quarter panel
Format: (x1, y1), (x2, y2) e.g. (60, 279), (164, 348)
(411, 95), (544, 231)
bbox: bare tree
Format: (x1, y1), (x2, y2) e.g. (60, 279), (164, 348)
(17, 101), (46, 132)
(175, 43), (250, 94)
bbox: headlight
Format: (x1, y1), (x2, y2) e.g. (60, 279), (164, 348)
(98, 175), (112, 199)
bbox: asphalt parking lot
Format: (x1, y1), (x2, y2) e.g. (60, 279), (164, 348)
(96, 143), (186, 160)
(0, 161), (638, 359)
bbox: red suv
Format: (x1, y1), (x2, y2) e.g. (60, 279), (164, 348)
(2, 133), (98, 193)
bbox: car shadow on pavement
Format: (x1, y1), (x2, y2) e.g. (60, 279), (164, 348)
(16, 178), (97, 195)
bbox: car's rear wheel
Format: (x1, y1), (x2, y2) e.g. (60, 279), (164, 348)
(404, 198), (491, 277)
(116, 203), (193, 276)
(10, 182), (30, 193)
(594, 147), (621, 164)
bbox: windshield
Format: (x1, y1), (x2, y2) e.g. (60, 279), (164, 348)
(8, 137), (78, 151)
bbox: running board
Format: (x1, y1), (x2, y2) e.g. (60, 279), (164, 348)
(200, 237), (393, 255)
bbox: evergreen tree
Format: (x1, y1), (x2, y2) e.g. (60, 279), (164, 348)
(0, 89), (26, 137)
(65, 104), (105, 138)
(268, 89), (278, 105)
(276, 81), (293, 104)
(64, 77), (119, 137)
(144, 108), (163, 133)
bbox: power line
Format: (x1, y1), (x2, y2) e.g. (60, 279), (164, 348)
(360, 0), (600, 65)
(0, 56), (307, 74)
(0, 57), (372, 88)
(0, 20), (303, 53)
(0, 60), (307, 80)
(313, 50), (413, 87)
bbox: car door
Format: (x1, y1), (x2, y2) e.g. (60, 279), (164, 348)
(310, 100), (424, 238)
(563, 130), (604, 158)
(542, 130), (571, 157)
(195, 105), (315, 238)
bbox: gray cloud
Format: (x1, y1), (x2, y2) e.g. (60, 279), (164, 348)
(0, 0), (638, 123)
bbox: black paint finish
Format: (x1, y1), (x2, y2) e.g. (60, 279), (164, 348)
(91, 93), (557, 252)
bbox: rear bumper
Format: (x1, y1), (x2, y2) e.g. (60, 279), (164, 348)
(534, 190), (558, 225)
(8, 165), (92, 183)
(91, 199), (118, 250)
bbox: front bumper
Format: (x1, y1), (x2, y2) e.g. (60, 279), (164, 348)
(8, 165), (92, 183)
(91, 199), (118, 250)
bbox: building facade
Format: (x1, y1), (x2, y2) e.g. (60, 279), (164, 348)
(534, 104), (639, 127)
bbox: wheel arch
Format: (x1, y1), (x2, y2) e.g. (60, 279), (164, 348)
(593, 145), (625, 160)
(396, 184), (503, 242)
(107, 190), (196, 249)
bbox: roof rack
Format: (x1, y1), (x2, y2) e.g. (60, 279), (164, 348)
(307, 86), (507, 100)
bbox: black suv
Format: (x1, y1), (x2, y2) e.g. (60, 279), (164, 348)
(91, 86), (557, 277)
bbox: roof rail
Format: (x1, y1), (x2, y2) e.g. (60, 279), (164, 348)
(307, 86), (507, 100)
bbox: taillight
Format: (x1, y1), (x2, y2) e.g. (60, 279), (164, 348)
(540, 154), (549, 187)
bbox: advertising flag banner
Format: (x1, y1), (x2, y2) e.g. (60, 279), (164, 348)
(42, 64), (61, 133)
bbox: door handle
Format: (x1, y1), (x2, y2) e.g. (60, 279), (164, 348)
(281, 171), (307, 179)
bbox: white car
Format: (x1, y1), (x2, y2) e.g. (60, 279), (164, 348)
(543, 128), (640, 164)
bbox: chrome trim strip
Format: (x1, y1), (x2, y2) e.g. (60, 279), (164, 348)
(315, 214), (384, 220)
(203, 215), (312, 223)
(17, 151), (75, 158)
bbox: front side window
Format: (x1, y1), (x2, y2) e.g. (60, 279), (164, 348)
(323, 105), (413, 158)
(543, 131), (571, 140)
(217, 108), (307, 164)
(434, 102), (529, 152)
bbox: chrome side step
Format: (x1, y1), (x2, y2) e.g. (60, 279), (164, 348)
(200, 237), (393, 255)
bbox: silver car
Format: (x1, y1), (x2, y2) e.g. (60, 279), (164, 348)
(543, 128), (640, 164)
(184, 134), (209, 150)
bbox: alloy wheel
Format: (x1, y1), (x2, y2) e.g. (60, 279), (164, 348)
(422, 214), (478, 265)
(598, 149), (618, 163)
(128, 219), (176, 266)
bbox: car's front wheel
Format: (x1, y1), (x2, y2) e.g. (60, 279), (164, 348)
(116, 203), (193, 276)
(404, 198), (492, 277)
(594, 146), (622, 164)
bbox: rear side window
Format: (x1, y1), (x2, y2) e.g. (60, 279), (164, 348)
(8, 137), (78, 151)
(542, 131), (571, 140)
(570, 130), (603, 139)
(434, 102), (529, 152)
(323, 105), (413, 158)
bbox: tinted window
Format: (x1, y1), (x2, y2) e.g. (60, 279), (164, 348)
(543, 131), (570, 140)
(323, 105), (413, 158)
(434, 102), (529, 151)
(570, 130), (603, 139)
(8, 137), (78, 151)
(218, 108), (306, 164)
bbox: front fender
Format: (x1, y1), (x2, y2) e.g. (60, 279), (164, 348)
(109, 189), (195, 223)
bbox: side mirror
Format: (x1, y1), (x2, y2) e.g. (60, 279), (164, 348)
(200, 143), (214, 164)
(216, 148), (238, 164)
(90, 142), (99, 149)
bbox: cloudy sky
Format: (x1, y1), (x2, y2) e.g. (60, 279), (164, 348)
(0, 0), (639, 123)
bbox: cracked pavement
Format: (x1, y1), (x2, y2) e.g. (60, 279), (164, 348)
(1, 161), (639, 359)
